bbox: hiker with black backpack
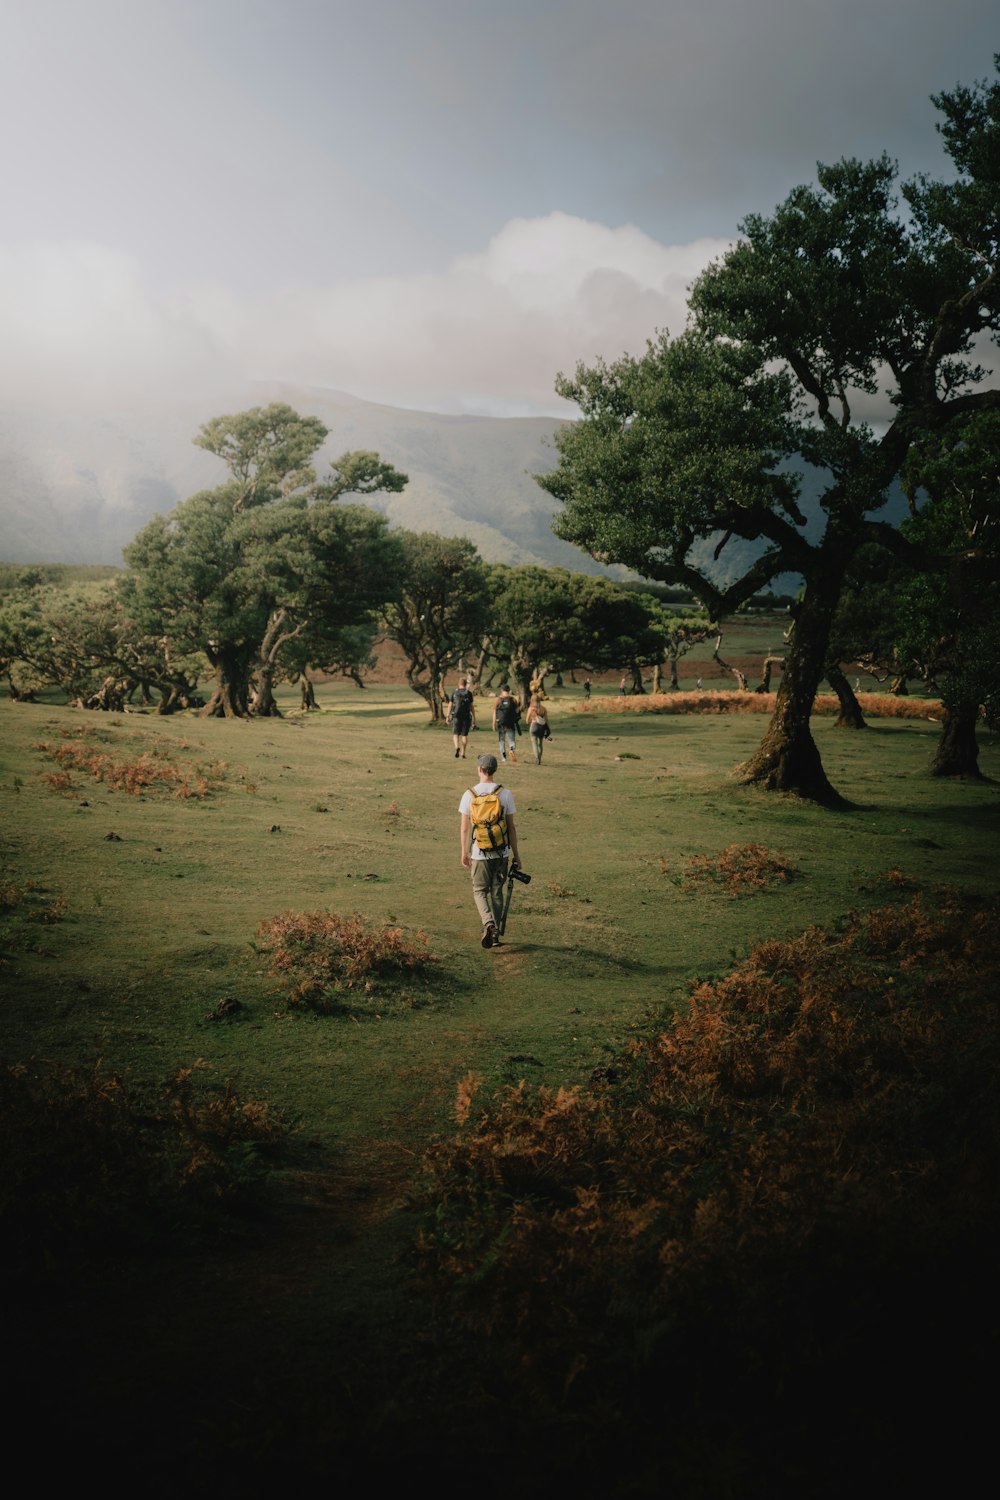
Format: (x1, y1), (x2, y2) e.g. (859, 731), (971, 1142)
(448, 675), (476, 759)
(458, 751), (521, 949)
(492, 683), (520, 763)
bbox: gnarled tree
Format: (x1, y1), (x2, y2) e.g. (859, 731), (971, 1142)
(124, 405), (407, 717)
(539, 63), (1000, 804)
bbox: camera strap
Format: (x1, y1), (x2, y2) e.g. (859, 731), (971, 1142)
(499, 862), (516, 936)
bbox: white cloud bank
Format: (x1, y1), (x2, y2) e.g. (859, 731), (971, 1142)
(0, 214), (728, 419)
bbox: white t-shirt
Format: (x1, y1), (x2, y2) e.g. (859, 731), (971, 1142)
(458, 780), (517, 861)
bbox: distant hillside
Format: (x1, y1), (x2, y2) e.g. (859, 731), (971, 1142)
(0, 384), (906, 589)
(0, 383), (610, 575)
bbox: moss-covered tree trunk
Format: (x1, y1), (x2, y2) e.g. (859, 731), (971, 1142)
(737, 571), (847, 805)
(931, 701), (982, 778)
(827, 662), (867, 729)
(405, 661), (444, 721)
(202, 645), (251, 718)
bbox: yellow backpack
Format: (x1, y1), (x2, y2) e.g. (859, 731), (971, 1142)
(468, 785), (509, 854)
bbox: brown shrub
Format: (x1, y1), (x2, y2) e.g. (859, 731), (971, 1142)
(1, 1057), (286, 1267)
(680, 842), (796, 894)
(255, 909), (436, 1010)
(33, 739), (226, 798)
(575, 690), (941, 719)
(413, 888), (1000, 1443)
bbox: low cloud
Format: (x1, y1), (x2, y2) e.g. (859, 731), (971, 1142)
(0, 215), (728, 419)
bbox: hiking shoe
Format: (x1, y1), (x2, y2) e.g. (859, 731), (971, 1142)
(481, 922), (496, 948)
(454, 748), (460, 757)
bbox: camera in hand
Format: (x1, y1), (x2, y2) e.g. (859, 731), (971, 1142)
(509, 865), (531, 884)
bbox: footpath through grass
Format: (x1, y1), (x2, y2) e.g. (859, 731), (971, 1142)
(2, 683), (999, 1489)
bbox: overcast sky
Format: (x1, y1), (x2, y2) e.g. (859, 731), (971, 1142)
(0, 0), (996, 418)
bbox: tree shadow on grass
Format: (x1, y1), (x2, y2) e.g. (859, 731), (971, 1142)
(493, 940), (643, 973)
(280, 969), (473, 1020)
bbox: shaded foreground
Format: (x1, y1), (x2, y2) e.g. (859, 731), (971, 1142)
(5, 882), (998, 1495)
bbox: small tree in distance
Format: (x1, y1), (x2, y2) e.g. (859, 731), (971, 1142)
(381, 532), (491, 720)
(124, 404), (408, 717)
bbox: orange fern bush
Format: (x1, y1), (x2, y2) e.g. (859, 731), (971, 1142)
(580, 690), (775, 715)
(681, 842), (796, 893)
(1, 1057), (285, 1269)
(413, 888), (1000, 1455)
(575, 691), (941, 719)
(34, 739), (226, 798)
(255, 909), (435, 1011)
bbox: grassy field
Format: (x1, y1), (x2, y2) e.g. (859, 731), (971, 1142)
(3, 677), (999, 1488)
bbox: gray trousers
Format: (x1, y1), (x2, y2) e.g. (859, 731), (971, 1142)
(497, 726), (517, 758)
(471, 856), (507, 929)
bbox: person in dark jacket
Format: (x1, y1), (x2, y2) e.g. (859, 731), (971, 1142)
(449, 676), (475, 758)
(492, 683), (520, 763)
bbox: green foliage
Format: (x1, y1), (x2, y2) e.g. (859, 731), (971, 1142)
(483, 565), (668, 697)
(486, 563), (583, 697)
(0, 563), (121, 598)
(899, 410), (1000, 724)
(194, 402), (329, 508)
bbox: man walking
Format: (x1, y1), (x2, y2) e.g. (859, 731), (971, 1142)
(492, 683), (520, 763)
(449, 675), (475, 758)
(459, 752), (520, 948)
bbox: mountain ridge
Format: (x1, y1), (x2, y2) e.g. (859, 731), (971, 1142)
(0, 383), (604, 574)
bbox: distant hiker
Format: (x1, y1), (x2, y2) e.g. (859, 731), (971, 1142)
(618, 675), (627, 696)
(448, 675), (475, 758)
(493, 683), (520, 763)
(526, 694), (551, 764)
(583, 678), (592, 700)
(696, 676), (703, 691)
(459, 752), (521, 949)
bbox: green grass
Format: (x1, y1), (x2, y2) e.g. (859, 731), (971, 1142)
(2, 681), (999, 1485)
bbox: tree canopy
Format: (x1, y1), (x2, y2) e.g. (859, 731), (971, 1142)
(124, 404), (408, 716)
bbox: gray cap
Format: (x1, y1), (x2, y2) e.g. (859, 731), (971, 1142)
(477, 752), (498, 776)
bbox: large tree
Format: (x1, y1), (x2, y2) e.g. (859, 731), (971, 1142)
(123, 405), (407, 716)
(539, 64), (1000, 804)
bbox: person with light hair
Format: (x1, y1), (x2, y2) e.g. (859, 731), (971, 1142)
(525, 693), (550, 764)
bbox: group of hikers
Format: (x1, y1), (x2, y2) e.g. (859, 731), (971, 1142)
(449, 676), (550, 950)
(446, 676), (551, 766)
